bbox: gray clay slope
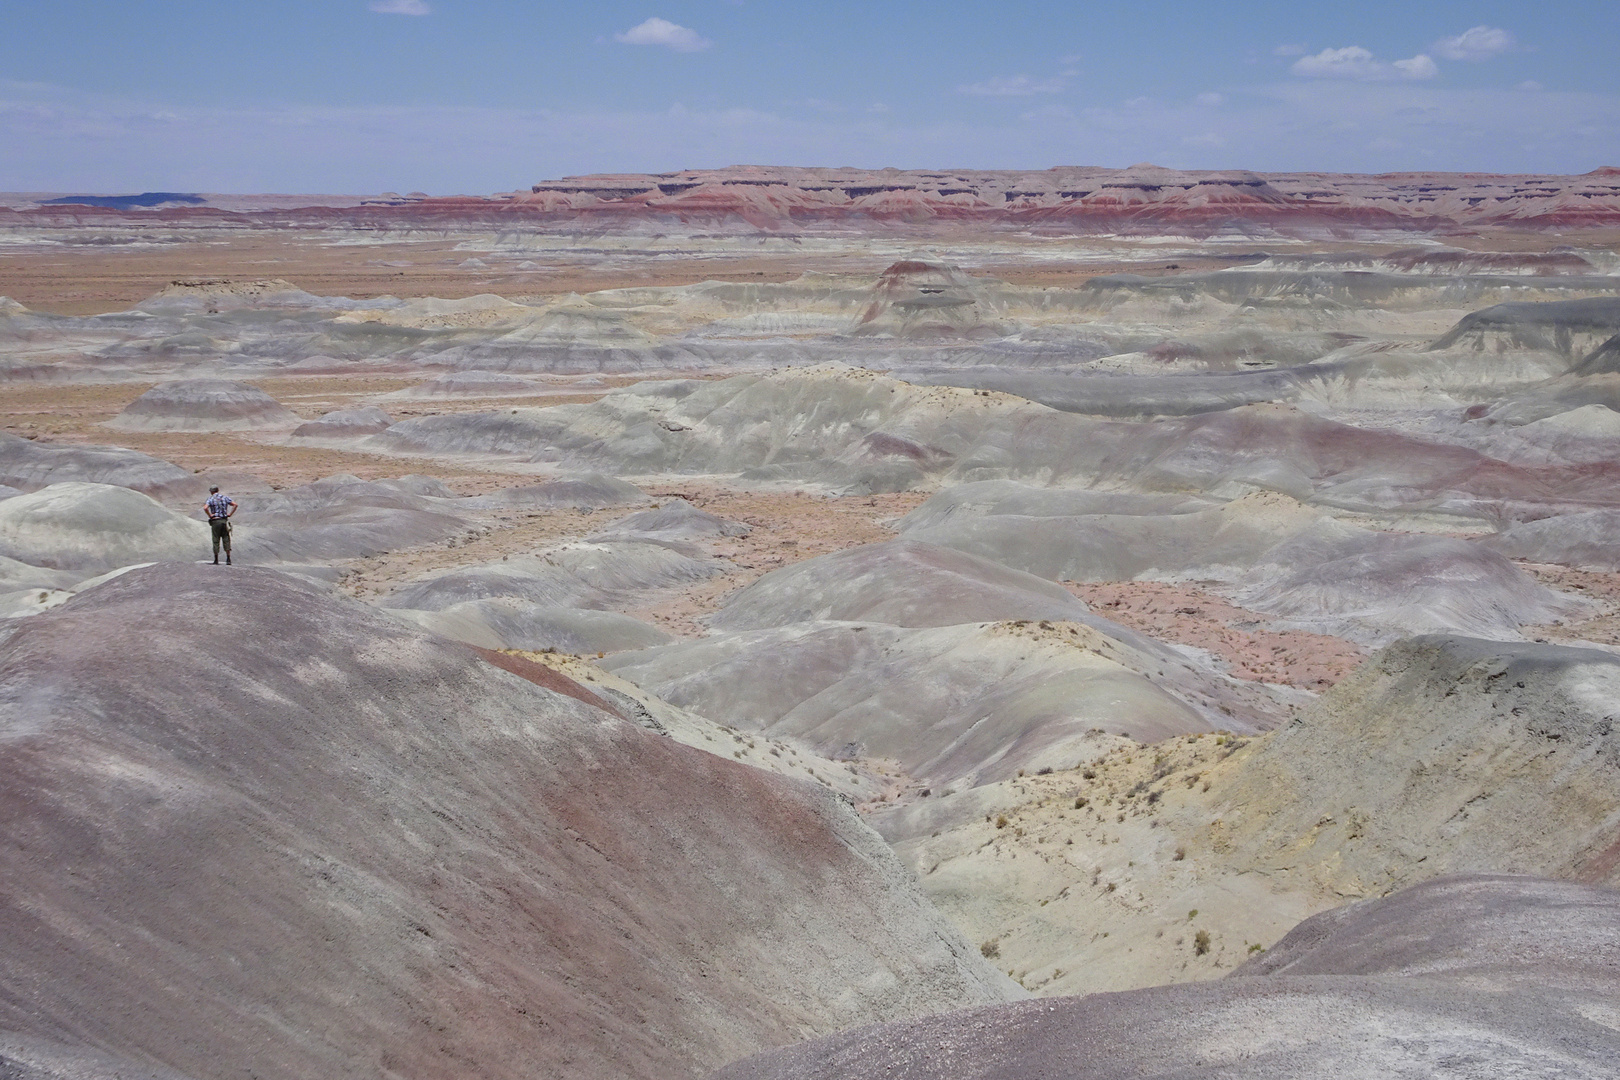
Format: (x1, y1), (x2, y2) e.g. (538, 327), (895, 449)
(227, 475), (473, 562)
(899, 488), (1583, 643)
(0, 433), (201, 500)
(370, 365), (1620, 521)
(709, 874), (1620, 1080)
(107, 379), (299, 432)
(0, 483), (208, 572)
(288, 405), (393, 438)
(709, 539), (1091, 630)
(605, 540), (1293, 786)
(1235, 874), (1620, 991)
(0, 566), (1013, 1080)
(1207, 634), (1620, 894)
(381, 538), (728, 612)
(391, 598), (673, 654)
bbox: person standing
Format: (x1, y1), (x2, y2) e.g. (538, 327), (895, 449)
(204, 486), (236, 565)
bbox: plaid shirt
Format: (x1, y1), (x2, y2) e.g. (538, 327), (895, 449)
(205, 493), (235, 520)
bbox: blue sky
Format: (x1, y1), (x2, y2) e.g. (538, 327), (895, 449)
(1, 1), (1616, 192)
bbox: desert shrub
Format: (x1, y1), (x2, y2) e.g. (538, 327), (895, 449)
(980, 939), (1000, 959)
(1194, 930), (1211, 956)
(995, 815), (1009, 829)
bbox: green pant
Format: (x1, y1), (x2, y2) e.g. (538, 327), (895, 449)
(210, 518), (232, 558)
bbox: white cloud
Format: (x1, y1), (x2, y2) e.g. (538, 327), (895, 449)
(368, 0), (431, 14)
(1391, 54), (1439, 80)
(613, 17), (711, 52)
(958, 74), (1068, 97)
(1196, 92), (1225, 107)
(1292, 46), (1438, 82)
(1435, 26), (1514, 62)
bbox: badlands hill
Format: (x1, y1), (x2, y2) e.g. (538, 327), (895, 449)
(712, 874), (1620, 1080)
(4, 168), (1620, 1079)
(0, 566), (1011, 1080)
(871, 632), (1620, 1002)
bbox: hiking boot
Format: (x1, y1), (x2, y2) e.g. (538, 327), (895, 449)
(225, 555), (232, 566)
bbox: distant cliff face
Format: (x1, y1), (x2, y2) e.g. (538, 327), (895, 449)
(9, 164), (1620, 234)
(514, 164), (1620, 231)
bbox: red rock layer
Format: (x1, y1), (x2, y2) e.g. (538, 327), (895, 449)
(8, 165), (1620, 234)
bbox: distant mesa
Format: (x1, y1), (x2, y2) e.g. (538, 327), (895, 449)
(508, 163), (1620, 233)
(108, 379), (300, 433)
(39, 192), (205, 209)
(16, 165), (1620, 233)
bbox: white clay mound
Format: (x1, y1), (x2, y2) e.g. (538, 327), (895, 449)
(108, 379), (299, 432)
(711, 539), (1092, 631)
(0, 482), (209, 571)
(391, 599), (672, 654)
(605, 617), (1285, 790)
(384, 370), (552, 399)
(289, 406), (393, 438)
